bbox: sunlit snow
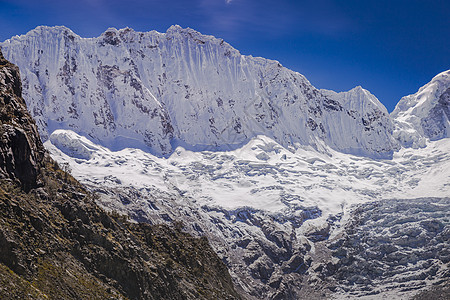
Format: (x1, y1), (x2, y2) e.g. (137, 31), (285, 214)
(46, 129), (450, 218)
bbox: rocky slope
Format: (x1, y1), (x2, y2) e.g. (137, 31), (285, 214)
(1, 25), (396, 158)
(0, 50), (240, 299)
(0, 49), (44, 192)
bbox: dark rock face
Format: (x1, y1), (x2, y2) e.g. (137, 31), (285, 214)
(0, 49), (241, 299)
(0, 126), (38, 191)
(421, 87), (450, 140)
(0, 51), (44, 191)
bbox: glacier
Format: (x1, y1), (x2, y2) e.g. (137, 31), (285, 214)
(44, 129), (450, 299)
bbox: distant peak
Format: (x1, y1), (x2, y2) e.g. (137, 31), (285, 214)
(32, 25), (76, 35)
(167, 24), (183, 32)
(412, 69), (450, 96)
(102, 27), (119, 35)
(8, 25), (82, 41)
(322, 85), (368, 96)
(34, 25), (71, 31)
(166, 25), (202, 36)
(430, 69), (450, 84)
(349, 85), (366, 93)
(433, 69), (450, 78)
(100, 27), (122, 46)
(392, 69), (450, 118)
(165, 25), (220, 47)
(118, 27), (135, 33)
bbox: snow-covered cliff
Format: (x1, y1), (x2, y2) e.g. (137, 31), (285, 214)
(1, 25), (396, 158)
(391, 70), (450, 148)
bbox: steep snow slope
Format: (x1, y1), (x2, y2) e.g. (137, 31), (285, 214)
(1, 25), (396, 158)
(392, 70), (450, 148)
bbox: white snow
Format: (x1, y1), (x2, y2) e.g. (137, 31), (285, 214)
(45, 129), (450, 217)
(392, 70), (450, 147)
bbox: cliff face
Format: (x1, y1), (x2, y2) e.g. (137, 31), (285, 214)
(0, 50), (44, 191)
(0, 49), (240, 299)
(1, 25), (396, 158)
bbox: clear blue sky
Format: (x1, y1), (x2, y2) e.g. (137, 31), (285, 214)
(1, 0), (449, 112)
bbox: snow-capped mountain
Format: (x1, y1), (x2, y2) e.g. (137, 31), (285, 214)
(1, 25), (396, 158)
(392, 70), (450, 148)
(1, 25), (449, 299)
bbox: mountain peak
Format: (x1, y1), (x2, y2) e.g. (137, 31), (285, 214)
(391, 69), (450, 147)
(29, 25), (78, 38)
(102, 27), (119, 34)
(430, 69), (450, 86)
(351, 85), (364, 92)
(392, 70), (450, 117)
(167, 24), (183, 32)
(322, 85), (388, 115)
(164, 24), (221, 47)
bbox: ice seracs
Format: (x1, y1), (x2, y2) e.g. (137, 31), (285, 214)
(49, 129), (101, 160)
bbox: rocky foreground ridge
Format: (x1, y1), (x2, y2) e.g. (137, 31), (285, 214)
(0, 50), (240, 299)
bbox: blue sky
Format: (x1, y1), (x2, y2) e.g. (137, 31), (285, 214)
(0, 0), (449, 112)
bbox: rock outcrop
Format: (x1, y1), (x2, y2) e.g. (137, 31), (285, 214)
(0, 50), (44, 191)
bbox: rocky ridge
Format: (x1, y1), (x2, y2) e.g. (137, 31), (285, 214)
(0, 50), (44, 192)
